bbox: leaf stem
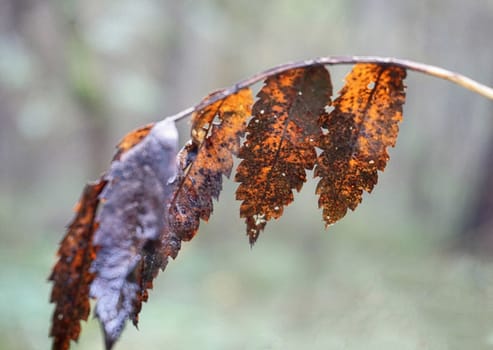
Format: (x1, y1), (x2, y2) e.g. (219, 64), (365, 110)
(166, 55), (493, 123)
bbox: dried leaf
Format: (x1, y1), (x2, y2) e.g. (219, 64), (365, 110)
(49, 179), (107, 350)
(170, 89), (253, 240)
(235, 66), (332, 244)
(89, 118), (179, 349)
(315, 64), (406, 225)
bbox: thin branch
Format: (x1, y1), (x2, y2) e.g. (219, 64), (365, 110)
(167, 55), (493, 123)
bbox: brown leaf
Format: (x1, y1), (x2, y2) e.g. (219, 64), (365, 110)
(49, 179), (107, 350)
(235, 66), (332, 244)
(315, 64), (406, 225)
(89, 118), (179, 349)
(170, 88), (253, 241)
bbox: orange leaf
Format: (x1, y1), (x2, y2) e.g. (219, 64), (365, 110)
(315, 64), (406, 225)
(170, 88), (253, 240)
(235, 66), (332, 244)
(49, 179), (107, 350)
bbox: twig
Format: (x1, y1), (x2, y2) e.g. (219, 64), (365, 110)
(167, 55), (493, 123)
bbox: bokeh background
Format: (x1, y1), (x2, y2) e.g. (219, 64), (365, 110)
(1, 1), (493, 349)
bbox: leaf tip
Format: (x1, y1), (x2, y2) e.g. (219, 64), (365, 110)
(104, 334), (116, 350)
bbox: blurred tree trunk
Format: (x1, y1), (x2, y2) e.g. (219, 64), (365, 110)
(461, 125), (493, 255)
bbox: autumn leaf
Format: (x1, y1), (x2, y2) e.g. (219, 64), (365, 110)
(169, 88), (253, 241)
(235, 65), (332, 244)
(315, 63), (406, 225)
(49, 179), (107, 350)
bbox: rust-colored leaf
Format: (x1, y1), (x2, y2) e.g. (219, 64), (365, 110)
(170, 88), (253, 241)
(90, 118), (179, 349)
(49, 179), (107, 350)
(315, 64), (406, 225)
(235, 66), (332, 244)
(113, 123), (155, 161)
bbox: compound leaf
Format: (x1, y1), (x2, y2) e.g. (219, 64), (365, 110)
(51, 56), (473, 350)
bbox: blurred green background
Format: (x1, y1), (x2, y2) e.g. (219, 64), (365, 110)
(1, 0), (493, 349)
